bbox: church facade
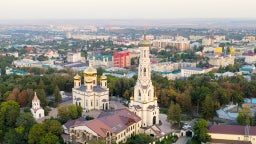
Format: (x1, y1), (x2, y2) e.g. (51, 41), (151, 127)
(72, 63), (109, 111)
(129, 35), (160, 128)
(31, 92), (45, 119)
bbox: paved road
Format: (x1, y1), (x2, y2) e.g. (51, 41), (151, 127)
(158, 114), (172, 134)
(173, 136), (190, 144)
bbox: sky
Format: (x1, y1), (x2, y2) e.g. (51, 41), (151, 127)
(0, 0), (256, 19)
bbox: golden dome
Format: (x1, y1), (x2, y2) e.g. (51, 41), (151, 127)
(154, 97), (158, 101)
(100, 75), (107, 81)
(140, 34), (151, 47)
(74, 74), (81, 80)
(83, 66), (97, 74)
(85, 78), (93, 83)
(130, 96), (134, 100)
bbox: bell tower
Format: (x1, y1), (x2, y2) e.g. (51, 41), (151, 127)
(129, 34), (159, 128)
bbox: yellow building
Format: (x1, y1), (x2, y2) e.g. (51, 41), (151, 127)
(214, 47), (223, 54)
(208, 125), (256, 144)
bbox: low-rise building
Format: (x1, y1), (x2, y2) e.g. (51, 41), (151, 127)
(69, 108), (142, 144)
(67, 52), (82, 63)
(208, 125), (256, 144)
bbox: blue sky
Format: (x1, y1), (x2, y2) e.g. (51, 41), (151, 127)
(0, 0), (256, 19)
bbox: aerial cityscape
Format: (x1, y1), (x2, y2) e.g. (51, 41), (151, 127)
(1, 0), (256, 144)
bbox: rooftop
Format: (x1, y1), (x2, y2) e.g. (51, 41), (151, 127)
(209, 125), (256, 135)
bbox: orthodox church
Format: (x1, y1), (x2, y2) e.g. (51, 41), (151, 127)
(129, 35), (160, 127)
(30, 92), (45, 119)
(72, 62), (109, 111)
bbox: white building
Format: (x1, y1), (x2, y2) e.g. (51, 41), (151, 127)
(72, 62), (109, 111)
(181, 67), (209, 78)
(67, 52), (82, 63)
(208, 55), (235, 68)
(30, 92), (45, 119)
(129, 35), (160, 128)
(245, 54), (256, 64)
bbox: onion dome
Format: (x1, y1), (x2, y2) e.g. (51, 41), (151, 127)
(74, 74), (81, 80)
(100, 75), (107, 81)
(130, 96), (134, 101)
(83, 66), (97, 74)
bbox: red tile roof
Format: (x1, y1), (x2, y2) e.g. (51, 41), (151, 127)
(209, 125), (256, 135)
(32, 92), (39, 102)
(85, 119), (113, 138)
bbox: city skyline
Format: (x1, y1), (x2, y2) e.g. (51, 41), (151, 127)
(1, 0), (256, 20)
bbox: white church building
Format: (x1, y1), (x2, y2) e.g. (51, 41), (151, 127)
(129, 35), (160, 127)
(72, 62), (110, 111)
(30, 92), (45, 119)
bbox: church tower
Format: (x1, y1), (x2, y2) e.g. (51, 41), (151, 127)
(31, 92), (45, 119)
(129, 35), (159, 128)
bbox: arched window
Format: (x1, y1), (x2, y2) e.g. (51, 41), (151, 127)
(144, 68), (147, 76)
(144, 50), (146, 57)
(138, 90), (141, 100)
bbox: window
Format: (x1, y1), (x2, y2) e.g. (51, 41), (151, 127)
(91, 101), (93, 106)
(144, 68), (146, 76)
(144, 50), (146, 57)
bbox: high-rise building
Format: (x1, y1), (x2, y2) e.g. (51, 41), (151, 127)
(129, 35), (159, 128)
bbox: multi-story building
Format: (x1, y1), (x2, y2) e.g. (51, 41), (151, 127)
(113, 51), (131, 68)
(202, 37), (214, 46)
(69, 108), (142, 144)
(243, 36), (256, 41)
(245, 54), (256, 64)
(151, 62), (196, 72)
(67, 52), (81, 63)
(72, 62), (109, 111)
(152, 39), (190, 51)
(208, 55), (235, 68)
(181, 67), (213, 78)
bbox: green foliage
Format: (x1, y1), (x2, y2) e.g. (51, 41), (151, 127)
(193, 119), (211, 143)
(57, 104), (82, 123)
(167, 103), (182, 125)
(237, 106), (253, 126)
(125, 134), (154, 144)
(54, 85), (62, 104)
(28, 124), (47, 144)
(0, 100), (20, 129)
(201, 96), (215, 120)
(40, 132), (60, 144)
(28, 120), (63, 144)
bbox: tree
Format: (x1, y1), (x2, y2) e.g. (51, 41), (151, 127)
(0, 100), (20, 129)
(44, 120), (62, 136)
(39, 132), (60, 144)
(68, 104), (79, 119)
(17, 89), (29, 107)
(7, 87), (20, 101)
(35, 89), (47, 107)
(126, 134), (154, 144)
(201, 96), (215, 120)
(167, 103), (182, 125)
(53, 85), (62, 104)
(57, 104), (83, 123)
(28, 124), (47, 144)
(237, 106), (252, 125)
(194, 119), (211, 142)
(57, 105), (69, 123)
